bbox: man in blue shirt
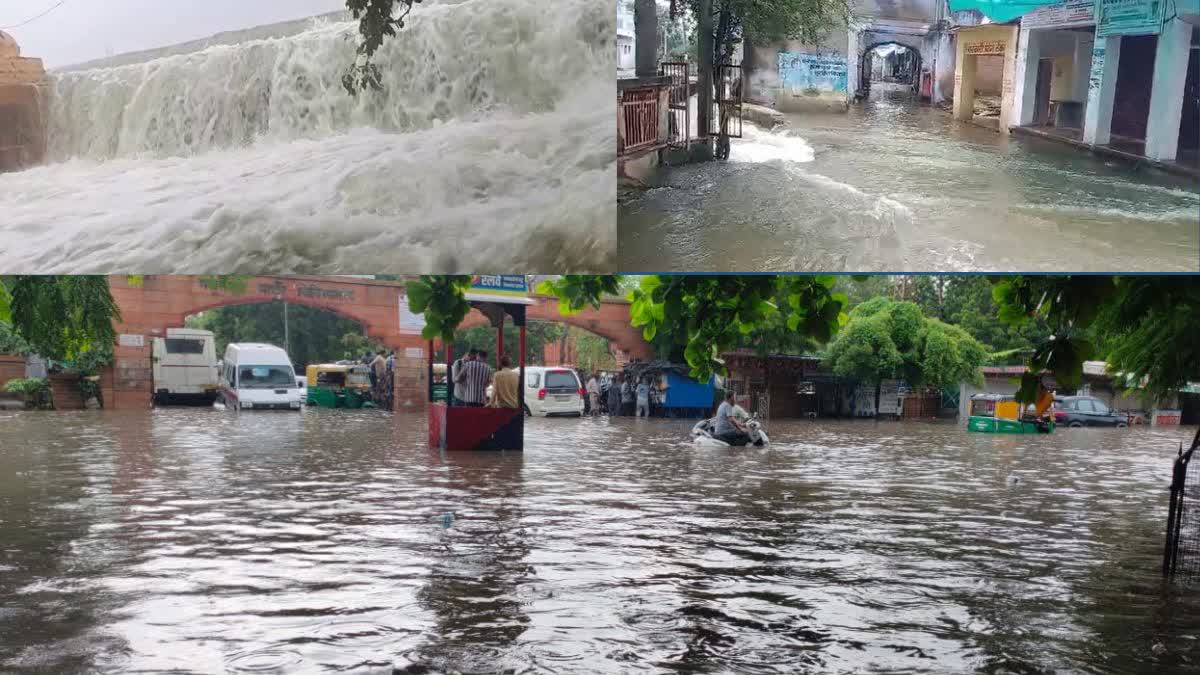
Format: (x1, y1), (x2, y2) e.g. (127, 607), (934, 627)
(713, 391), (750, 445)
(636, 379), (651, 417)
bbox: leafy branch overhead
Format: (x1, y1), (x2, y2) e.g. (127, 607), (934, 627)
(535, 276), (624, 316)
(992, 276), (1200, 403)
(2, 276), (120, 374)
(406, 275), (473, 343)
(343, 0), (422, 95)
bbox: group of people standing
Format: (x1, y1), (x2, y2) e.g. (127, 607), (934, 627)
(363, 350), (395, 406)
(585, 371), (651, 417)
(451, 348), (519, 409)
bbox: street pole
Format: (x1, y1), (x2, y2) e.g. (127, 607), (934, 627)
(283, 299), (289, 354)
(697, 0), (714, 147)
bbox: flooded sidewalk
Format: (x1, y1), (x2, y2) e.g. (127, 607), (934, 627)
(1, 408), (1197, 673)
(618, 87), (1199, 272)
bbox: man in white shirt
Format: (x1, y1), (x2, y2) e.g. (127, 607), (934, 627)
(586, 372), (600, 416)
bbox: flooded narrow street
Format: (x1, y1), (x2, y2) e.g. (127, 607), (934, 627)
(618, 86), (1199, 272)
(1, 408), (1197, 673)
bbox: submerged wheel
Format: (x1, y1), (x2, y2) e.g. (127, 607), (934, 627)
(1069, 421), (1083, 428)
(1116, 421), (1128, 428)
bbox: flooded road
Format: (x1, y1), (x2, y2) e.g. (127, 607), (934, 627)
(618, 86), (1199, 272)
(1, 408), (1198, 673)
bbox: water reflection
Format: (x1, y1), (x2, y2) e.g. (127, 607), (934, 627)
(618, 91), (1200, 273)
(0, 410), (1198, 673)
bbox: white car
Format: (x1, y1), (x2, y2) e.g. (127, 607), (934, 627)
(524, 366), (584, 417)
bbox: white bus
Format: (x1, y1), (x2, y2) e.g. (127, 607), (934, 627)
(152, 328), (219, 405)
(219, 343), (302, 411)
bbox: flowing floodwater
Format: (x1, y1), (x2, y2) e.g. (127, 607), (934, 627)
(1, 408), (1198, 673)
(618, 85), (1200, 272)
(0, 0), (615, 273)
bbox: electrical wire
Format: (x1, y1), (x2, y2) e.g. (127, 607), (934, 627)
(1, 0), (70, 30)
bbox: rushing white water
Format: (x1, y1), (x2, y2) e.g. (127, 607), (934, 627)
(0, 0), (616, 272)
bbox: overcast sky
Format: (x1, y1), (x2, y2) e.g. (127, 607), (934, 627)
(3, 0), (347, 68)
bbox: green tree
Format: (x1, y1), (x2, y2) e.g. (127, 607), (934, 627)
(188, 303), (373, 368)
(2, 276), (118, 371)
(993, 276), (1200, 403)
(827, 297), (986, 411)
(450, 321), (568, 368)
(343, 0), (422, 94)
(688, 0), (849, 65)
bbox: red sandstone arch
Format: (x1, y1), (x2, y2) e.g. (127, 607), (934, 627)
(105, 275), (428, 410)
(457, 295), (652, 363)
(101, 277), (651, 411)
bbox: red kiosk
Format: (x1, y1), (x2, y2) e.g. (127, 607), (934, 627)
(427, 276), (532, 451)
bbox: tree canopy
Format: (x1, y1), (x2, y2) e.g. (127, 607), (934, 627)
(0, 276), (119, 374)
(826, 297), (987, 390)
(686, 0), (849, 66)
(992, 275), (1200, 402)
(186, 302), (380, 368)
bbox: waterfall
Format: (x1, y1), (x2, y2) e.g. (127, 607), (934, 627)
(0, 0), (617, 273)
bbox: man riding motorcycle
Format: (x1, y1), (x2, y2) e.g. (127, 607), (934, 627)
(712, 390), (752, 446)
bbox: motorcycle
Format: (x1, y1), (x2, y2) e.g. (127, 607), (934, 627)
(691, 415), (770, 448)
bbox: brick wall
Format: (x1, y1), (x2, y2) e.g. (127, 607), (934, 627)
(393, 355), (428, 413)
(0, 354), (24, 389)
(48, 373), (84, 410)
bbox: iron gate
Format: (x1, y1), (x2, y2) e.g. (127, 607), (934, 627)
(1163, 427), (1200, 581)
(710, 62), (743, 140)
(659, 61), (691, 149)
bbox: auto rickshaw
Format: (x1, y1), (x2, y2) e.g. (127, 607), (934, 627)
(306, 363), (373, 408)
(967, 390), (1055, 434)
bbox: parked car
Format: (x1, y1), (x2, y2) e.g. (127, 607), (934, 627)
(524, 366), (585, 417)
(1053, 396), (1128, 428)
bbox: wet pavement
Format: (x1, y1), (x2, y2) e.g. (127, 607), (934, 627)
(1, 408), (1198, 673)
(618, 85), (1200, 273)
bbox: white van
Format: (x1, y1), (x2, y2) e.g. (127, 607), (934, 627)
(152, 328), (219, 405)
(524, 366), (584, 417)
(219, 343), (302, 411)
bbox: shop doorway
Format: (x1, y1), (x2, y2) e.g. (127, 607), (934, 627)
(1111, 34), (1157, 142)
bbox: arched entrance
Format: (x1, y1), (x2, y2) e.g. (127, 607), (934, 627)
(860, 41), (923, 98)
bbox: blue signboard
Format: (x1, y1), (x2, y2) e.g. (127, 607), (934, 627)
(1095, 0), (1165, 36)
(779, 52), (848, 94)
(470, 275), (527, 297)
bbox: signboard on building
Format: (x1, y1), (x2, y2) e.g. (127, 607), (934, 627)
(1095, 0), (1165, 36)
(469, 275), (528, 298)
(118, 334), (145, 348)
(1153, 409), (1182, 425)
(1023, 0), (1095, 28)
(779, 52), (848, 94)
(398, 293), (426, 335)
(964, 40), (1007, 55)
(878, 380), (901, 415)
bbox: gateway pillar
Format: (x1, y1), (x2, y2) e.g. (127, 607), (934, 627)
(1012, 27), (1040, 127)
(1083, 36), (1121, 145)
(1144, 19), (1193, 161)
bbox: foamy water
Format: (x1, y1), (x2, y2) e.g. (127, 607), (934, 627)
(0, 0), (615, 272)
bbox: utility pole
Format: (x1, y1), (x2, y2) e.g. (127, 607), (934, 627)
(282, 299), (290, 354)
(634, 0), (658, 78)
(697, 0), (714, 147)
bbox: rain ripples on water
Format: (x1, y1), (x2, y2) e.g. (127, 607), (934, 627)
(0, 409), (1197, 673)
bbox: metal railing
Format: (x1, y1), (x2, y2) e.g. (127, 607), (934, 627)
(618, 87), (661, 157)
(660, 61), (690, 149)
(1163, 427), (1200, 580)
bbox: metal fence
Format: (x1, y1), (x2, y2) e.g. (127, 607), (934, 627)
(659, 61), (690, 149)
(617, 87), (661, 157)
(710, 62), (743, 139)
(1163, 427), (1200, 581)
